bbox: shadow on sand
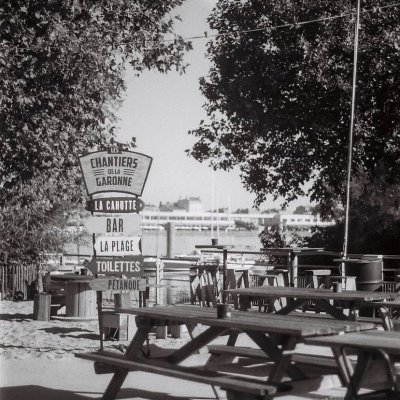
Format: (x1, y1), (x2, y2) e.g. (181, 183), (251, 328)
(38, 326), (99, 340)
(0, 313), (33, 321)
(39, 327), (94, 335)
(0, 385), (214, 400)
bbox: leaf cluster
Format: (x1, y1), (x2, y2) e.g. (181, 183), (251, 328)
(189, 0), (400, 213)
(0, 0), (191, 262)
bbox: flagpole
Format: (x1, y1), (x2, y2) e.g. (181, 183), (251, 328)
(211, 168), (214, 241)
(343, 0), (361, 259)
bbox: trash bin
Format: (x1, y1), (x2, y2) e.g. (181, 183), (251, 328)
(343, 258), (383, 292)
(33, 292), (51, 321)
(342, 258), (383, 317)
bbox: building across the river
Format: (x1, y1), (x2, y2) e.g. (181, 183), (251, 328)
(141, 197), (335, 238)
(64, 196), (335, 241)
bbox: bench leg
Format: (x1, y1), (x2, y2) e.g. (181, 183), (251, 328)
(102, 326), (152, 400)
(246, 331), (306, 383)
(102, 368), (129, 400)
(315, 299), (349, 320)
(376, 349), (398, 391)
(211, 385), (221, 400)
(331, 346), (352, 386)
(168, 326), (226, 364)
(239, 295), (251, 311)
(344, 350), (372, 400)
(206, 333), (239, 368)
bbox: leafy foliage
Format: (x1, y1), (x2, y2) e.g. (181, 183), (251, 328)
(304, 171), (400, 254)
(189, 0), (400, 213)
(0, 0), (191, 262)
(259, 224), (286, 248)
(0, 177), (77, 263)
(304, 212), (400, 255)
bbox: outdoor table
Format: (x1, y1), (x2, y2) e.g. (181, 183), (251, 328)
(51, 274), (96, 318)
(251, 269), (289, 287)
(306, 331), (400, 399)
(225, 286), (397, 321)
(76, 305), (376, 400)
(195, 244), (232, 303)
(260, 247), (325, 286)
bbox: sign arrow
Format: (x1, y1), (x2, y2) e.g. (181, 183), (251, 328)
(86, 255), (144, 277)
(85, 197), (145, 213)
(88, 278), (146, 292)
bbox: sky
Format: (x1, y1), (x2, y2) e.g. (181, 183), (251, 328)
(115, 0), (309, 212)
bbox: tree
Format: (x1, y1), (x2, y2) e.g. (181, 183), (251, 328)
(188, 0), (400, 214)
(0, 0), (191, 263)
(304, 169), (400, 254)
(259, 224), (285, 248)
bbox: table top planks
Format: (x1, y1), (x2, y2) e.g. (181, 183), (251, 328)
(305, 330), (400, 354)
(225, 286), (396, 302)
(117, 305), (376, 337)
(175, 305), (376, 332)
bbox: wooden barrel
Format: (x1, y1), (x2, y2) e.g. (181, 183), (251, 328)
(66, 282), (96, 318)
(114, 292), (131, 309)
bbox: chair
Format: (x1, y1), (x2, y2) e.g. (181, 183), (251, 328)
(189, 261), (220, 307)
(249, 271), (288, 312)
(304, 269), (331, 288)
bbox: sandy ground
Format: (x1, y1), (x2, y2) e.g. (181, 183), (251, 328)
(0, 300), (378, 400)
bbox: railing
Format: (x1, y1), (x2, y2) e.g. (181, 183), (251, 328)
(2, 250), (399, 303)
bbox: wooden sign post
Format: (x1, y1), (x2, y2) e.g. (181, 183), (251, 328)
(79, 149), (152, 197)
(79, 145), (152, 349)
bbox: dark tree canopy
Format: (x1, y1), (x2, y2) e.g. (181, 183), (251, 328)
(0, 0), (190, 261)
(189, 0), (400, 213)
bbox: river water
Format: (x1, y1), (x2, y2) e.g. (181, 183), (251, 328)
(142, 229), (262, 256)
(66, 230), (262, 257)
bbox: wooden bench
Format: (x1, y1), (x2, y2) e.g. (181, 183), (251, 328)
(76, 351), (291, 400)
(306, 331), (400, 399)
(207, 344), (338, 371)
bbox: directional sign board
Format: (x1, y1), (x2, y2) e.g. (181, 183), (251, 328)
(85, 197), (145, 213)
(86, 256), (144, 277)
(84, 214), (142, 235)
(89, 277), (146, 292)
(94, 236), (141, 257)
(79, 149), (152, 196)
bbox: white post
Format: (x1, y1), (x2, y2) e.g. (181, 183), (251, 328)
(156, 258), (164, 305)
(216, 189), (220, 241)
(343, 0), (361, 259)
(211, 168), (214, 240)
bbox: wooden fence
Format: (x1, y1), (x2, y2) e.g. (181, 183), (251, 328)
(1, 263), (39, 300)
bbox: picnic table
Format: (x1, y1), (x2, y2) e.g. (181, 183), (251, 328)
(306, 330), (400, 399)
(76, 305), (376, 400)
(225, 286), (397, 321)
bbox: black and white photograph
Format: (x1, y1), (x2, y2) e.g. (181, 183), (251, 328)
(1, 1), (399, 399)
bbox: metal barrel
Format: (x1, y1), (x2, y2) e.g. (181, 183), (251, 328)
(344, 259), (382, 292)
